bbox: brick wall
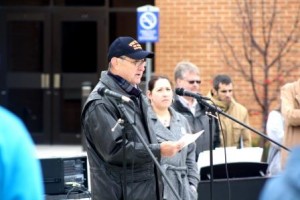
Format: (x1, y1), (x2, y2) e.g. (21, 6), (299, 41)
(154, 0), (300, 141)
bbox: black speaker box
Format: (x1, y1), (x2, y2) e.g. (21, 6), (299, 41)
(200, 162), (268, 180)
(40, 156), (88, 195)
(198, 176), (269, 200)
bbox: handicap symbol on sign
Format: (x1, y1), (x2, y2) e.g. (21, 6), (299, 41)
(139, 12), (157, 30)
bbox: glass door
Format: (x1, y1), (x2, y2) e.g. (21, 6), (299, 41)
(52, 9), (107, 143)
(1, 11), (52, 143)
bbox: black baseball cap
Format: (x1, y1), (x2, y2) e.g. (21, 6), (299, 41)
(107, 36), (154, 61)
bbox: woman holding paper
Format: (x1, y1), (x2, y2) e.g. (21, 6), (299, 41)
(147, 75), (200, 200)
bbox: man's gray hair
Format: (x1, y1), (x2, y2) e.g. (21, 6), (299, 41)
(174, 61), (200, 80)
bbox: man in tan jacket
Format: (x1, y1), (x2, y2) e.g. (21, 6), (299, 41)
(208, 74), (252, 148)
(281, 79), (300, 167)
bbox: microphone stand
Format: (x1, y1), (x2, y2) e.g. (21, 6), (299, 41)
(197, 98), (290, 151)
(196, 97), (290, 200)
(206, 111), (214, 200)
(117, 102), (182, 200)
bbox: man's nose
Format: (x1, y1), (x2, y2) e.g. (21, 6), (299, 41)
(225, 92), (231, 97)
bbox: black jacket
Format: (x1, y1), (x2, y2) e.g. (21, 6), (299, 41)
(172, 95), (220, 160)
(81, 71), (163, 200)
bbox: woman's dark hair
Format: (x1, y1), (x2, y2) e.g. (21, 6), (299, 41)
(148, 75), (173, 91)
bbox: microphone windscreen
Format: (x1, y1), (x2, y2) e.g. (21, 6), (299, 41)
(175, 88), (184, 96)
(98, 87), (106, 96)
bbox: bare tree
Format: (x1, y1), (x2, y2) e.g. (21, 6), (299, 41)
(216, 0), (300, 144)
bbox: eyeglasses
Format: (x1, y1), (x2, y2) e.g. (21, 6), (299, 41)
(119, 57), (146, 67)
(185, 80), (201, 85)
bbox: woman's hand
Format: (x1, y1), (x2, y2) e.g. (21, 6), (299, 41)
(160, 141), (184, 157)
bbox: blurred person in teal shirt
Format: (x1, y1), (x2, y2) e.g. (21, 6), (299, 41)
(260, 146), (300, 200)
(0, 106), (44, 200)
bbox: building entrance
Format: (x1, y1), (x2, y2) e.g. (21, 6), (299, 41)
(0, 0), (154, 144)
(0, 8), (107, 144)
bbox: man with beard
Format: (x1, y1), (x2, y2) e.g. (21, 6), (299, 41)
(208, 74), (251, 148)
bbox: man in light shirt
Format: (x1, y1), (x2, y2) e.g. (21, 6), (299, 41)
(172, 61), (220, 160)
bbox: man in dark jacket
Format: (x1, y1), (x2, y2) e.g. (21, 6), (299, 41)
(81, 36), (183, 200)
(172, 61), (220, 161)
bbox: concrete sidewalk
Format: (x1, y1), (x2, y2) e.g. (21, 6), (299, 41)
(36, 144), (87, 159)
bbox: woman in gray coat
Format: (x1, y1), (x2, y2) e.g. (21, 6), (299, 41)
(147, 75), (200, 200)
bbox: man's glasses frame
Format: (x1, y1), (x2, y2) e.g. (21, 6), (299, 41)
(119, 56), (146, 67)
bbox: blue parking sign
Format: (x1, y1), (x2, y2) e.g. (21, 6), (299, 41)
(137, 5), (159, 43)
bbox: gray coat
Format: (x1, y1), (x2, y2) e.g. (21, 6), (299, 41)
(148, 107), (200, 200)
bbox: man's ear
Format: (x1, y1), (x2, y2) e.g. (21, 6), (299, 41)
(109, 57), (120, 71)
(212, 88), (217, 96)
(111, 57), (118, 66)
(175, 79), (182, 87)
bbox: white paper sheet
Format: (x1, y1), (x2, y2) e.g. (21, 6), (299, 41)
(178, 130), (204, 148)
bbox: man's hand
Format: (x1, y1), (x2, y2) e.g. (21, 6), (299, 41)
(160, 141), (184, 157)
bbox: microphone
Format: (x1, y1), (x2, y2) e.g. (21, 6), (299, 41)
(175, 88), (210, 100)
(98, 87), (132, 103)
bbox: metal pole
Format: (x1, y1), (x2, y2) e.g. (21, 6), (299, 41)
(81, 81), (92, 151)
(145, 42), (152, 92)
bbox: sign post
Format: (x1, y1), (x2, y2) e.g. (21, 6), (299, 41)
(137, 5), (159, 91)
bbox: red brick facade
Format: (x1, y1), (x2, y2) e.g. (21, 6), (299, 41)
(154, 0), (300, 140)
